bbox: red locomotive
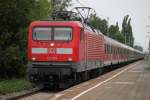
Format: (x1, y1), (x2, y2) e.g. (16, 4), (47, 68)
(27, 8), (143, 87)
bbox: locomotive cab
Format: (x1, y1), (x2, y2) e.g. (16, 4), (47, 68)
(27, 21), (82, 85)
(30, 27), (73, 62)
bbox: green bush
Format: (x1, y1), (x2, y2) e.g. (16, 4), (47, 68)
(0, 46), (25, 78)
(0, 79), (32, 94)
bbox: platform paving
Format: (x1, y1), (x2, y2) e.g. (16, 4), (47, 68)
(77, 60), (150, 100)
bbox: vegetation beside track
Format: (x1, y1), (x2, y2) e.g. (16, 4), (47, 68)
(0, 79), (32, 94)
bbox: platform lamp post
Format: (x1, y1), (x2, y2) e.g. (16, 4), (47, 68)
(147, 34), (150, 53)
(107, 17), (110, 37)
(147, 34), (150, 60)
(146, 16), (150, 60)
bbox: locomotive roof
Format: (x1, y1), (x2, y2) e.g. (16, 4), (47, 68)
(30, 21), (83, 28)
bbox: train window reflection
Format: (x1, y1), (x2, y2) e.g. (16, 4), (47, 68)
(54, 27), (72, 41)
(33, 27), (52, 40)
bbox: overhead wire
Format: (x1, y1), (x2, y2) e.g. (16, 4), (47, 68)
(75, 0), (86, 7)
(74, 0), (110, 25)
(75, 0), (108, 19)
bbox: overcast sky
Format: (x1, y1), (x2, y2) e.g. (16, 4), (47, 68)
(71, 0), (150, 51)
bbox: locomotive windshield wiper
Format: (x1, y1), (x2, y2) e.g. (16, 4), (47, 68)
(67, 32), (72, 42)
(33, 32), (37, 40)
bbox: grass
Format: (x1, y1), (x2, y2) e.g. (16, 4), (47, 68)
(0, 79), (32, 95)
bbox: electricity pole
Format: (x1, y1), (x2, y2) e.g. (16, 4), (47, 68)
(147, 35), (150, 55)
(107, 17), (109, 37)
(148, 16), (150, 60)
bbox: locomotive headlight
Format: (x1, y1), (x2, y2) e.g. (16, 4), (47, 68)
(50, 43), (54, 47)
(68, 57), (72, 61)
(32, 57), (36, 61)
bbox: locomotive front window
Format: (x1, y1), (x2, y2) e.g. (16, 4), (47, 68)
(33, 27), (52, 40)
(54, 27), (72, 41)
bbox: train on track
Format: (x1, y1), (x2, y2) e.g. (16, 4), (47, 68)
(27, 9), (144, 88)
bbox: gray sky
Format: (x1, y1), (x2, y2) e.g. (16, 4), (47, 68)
(71, 0), (150, 51)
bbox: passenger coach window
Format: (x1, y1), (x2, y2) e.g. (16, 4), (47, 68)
(33, 27), (52, 40)
(54, 28), (72, 41)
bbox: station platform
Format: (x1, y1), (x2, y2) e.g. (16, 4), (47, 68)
(76, 60), (150, 100)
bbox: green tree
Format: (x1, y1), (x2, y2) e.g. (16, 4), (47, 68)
(114, 31), (125, 43)
(50, 0), (72, 16)
(108, 23), (119, 38)
(0, 0), (34, 78)
(108, 22), (125, 43)
(121, 15), (134, 47)
(29, 0), (52, 21)
(127, 19), (134, 47)
(0, 0), (32, 33)
(89, 16), (108, 35)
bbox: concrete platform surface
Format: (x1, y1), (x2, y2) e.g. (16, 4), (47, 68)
(76, 60), (150, 100)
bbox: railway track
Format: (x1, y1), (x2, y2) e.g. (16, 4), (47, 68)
(18, 89), (63, 100)
(1, 86), (66, 100)
(1, 86), (43, 100)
